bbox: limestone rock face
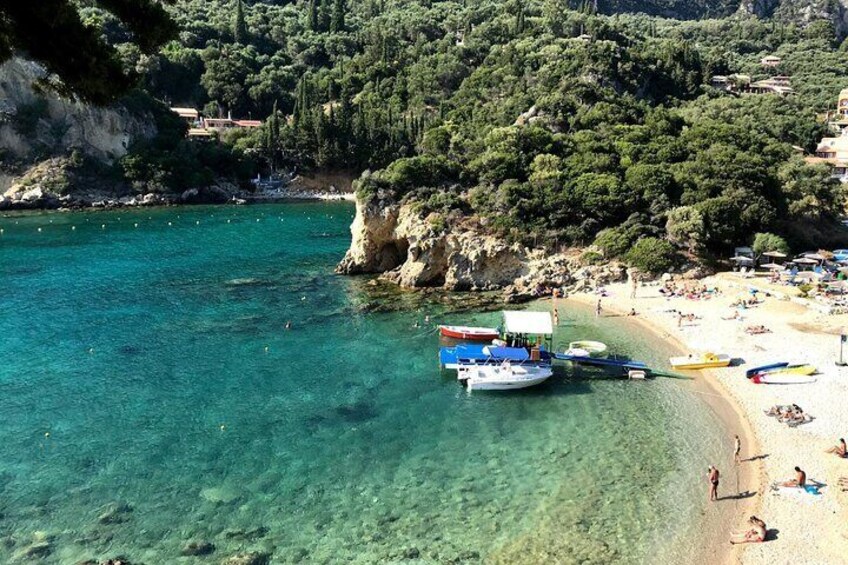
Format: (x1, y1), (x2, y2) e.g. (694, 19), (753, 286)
(339, 196), (529, 290)
(336, 198), (406, 274)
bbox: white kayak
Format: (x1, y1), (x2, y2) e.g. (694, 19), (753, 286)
(458, 363), (553, 391)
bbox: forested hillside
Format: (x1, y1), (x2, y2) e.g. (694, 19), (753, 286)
(25, 0), (848, 260)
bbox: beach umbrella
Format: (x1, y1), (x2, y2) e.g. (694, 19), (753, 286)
(762, 251), (787, 258)
(760, 263), (784, 270)
(793, 257), (818, 265)
(803, 253), (826, 261)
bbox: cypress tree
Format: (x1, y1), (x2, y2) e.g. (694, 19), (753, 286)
(330, 0), (346, 33)
(308, 0), (319, 31)
(234, 0), (248, 44)
(319, 0), (331, 32)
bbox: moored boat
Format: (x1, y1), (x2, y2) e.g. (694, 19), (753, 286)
(669, 353), (732, 370)
(566, 340), (608, 357)
(439, 325), (500, 341)
(458, 362), (553, 391)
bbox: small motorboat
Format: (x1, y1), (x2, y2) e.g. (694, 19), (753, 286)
(439, 325), (499, 341)
(565, 340), (608, 358)
(458, 362), (553, 391)
(669, 353), (732, 370)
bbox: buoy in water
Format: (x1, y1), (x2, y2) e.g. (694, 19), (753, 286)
(220, 424), (226, 432)
(134, 223), (138, 228)
(168, 222), (172, 226)
(44, 432), (50, 438)
(71, 226), (76, 230)
(37, 227), (42, 232)
(196, 220), (200, 225)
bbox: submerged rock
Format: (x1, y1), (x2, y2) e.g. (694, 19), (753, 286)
(221, 551), (271, 565)
(200, 486), (240, 504)
(223, 526), (269, 541)
(97, 502), (133, 524)
(12, 540), (51, 561)
(181, 540), (215, 556)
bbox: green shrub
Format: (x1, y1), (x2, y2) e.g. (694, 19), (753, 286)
(751, 232), (790, 256)
(594, 227), (637, 258)
(625, 237), (679, 274)
(580, 250), (604, 265)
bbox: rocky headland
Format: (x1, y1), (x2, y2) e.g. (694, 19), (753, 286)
(336, 194), (630, 302)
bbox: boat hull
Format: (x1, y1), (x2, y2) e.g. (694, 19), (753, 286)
(753, 374), (817, 385)
(459, 365), (553, 391)
(568, 340), (608, 357)
(439, 325), (499, 341)
(669, 354), (732, 370)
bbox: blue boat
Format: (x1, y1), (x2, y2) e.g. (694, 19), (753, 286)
(745, 362), (789, 378)
(440, 344), (552, 370)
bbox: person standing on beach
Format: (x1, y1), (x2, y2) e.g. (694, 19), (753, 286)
(630, 275), (637, 299)
(595, 299), (602, 317)
(734, 435), (741, 464)
(553, 308), (559, 327)
(707, 465), (720, 502)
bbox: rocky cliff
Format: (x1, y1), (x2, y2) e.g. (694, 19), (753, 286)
(0, 58), (168, 209)
(739, 0), (848, 36)
(336, 196), (628, 301)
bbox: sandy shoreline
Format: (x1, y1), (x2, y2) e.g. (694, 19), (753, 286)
(565, 293), (760, 565)
(570, 273), (848, 564)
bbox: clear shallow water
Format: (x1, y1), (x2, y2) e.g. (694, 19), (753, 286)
(0, 204), (728, 564)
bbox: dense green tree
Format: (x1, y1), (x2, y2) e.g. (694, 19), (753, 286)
(0, 1), (176, 103)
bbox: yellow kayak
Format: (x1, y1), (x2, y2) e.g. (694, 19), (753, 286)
(669, 353), (732, 370)
(764, 364), (816, 376)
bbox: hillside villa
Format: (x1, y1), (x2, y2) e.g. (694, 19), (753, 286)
(169, 107), (262, 138)
(710, 74), (793, 95)
(807, 88), (848, 182)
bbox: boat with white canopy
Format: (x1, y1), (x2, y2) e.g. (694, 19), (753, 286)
(458, 361), (553, 391)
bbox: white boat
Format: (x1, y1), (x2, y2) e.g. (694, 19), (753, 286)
(458, 362), (553, 391)
(566, 340), (608, 357)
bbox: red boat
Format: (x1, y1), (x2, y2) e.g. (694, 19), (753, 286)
(439, 325), (500, 341)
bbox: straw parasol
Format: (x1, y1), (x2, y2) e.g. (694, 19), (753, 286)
(803, 253), (826, 262)
(760, 263), (784, 270)
(793, 257), (818, 265)
(762, 250), (787, 258)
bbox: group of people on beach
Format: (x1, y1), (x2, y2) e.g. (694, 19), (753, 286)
(659, 280), (720, 300)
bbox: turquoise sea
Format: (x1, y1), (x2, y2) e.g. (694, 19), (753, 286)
(0, 203), (730, 564)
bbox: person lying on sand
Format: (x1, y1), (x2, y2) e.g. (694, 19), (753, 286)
(825, 438), (847, 458)
(722, 310), (742, 321)
(764, 405), (794, 417)
(744, 325), (771, 335)
(730, 516), (766, 545)
(779, 466), (807, 488)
